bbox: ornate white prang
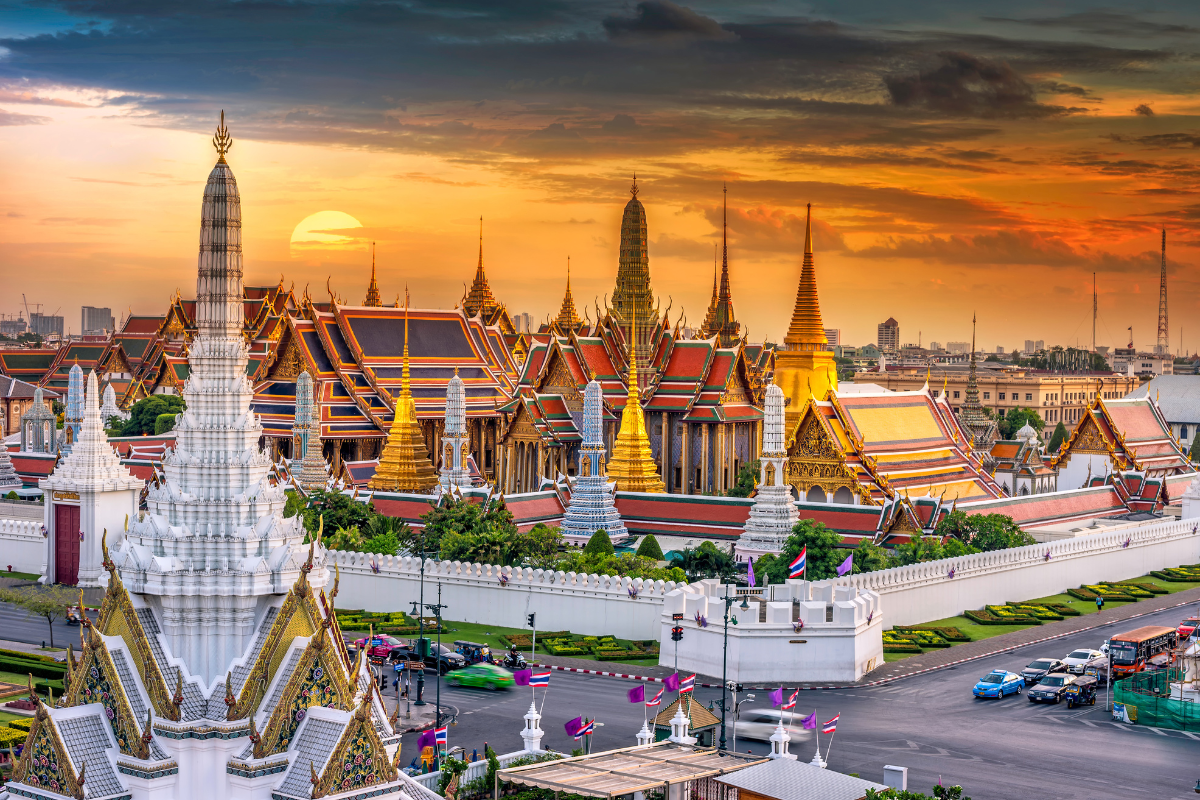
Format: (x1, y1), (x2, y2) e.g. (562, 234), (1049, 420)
(562, 378), (626, 543)
(738, 383), (798, 559)
(61, 362), (84, 456)
(115, 151), (321, 682)
(99, 382), (129, 424)
(293, 371), (328, 492)
(438, 369), (472, 492)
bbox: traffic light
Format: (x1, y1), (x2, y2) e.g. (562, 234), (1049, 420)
(671, 626), (684, 642)
(527, 613), (536, 628)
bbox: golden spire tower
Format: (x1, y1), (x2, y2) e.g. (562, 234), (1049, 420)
(364, 242), (383, 307)
(554, 257), (581, 332)
(463, 216), (500, 319)
(775, 203), (838, 433)
(369, 294), (438, 493)
(606, 305), (665, 493)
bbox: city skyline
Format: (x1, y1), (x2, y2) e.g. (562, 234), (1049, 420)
(1, 1), (1198, 350)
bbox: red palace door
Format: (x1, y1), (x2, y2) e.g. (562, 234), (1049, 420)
(54, 504), (80, 586)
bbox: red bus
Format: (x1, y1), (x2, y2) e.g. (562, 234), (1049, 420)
(1108, 625), (1177, 677)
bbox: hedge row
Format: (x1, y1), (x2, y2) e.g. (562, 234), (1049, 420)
(501, 633), (572, 649)
(0, 655), (67, 680)
(895, 626), (971, 642)
(1151, 565), (1200, 582)
(964, 608), (1041, 626)
(0, 649), (58, 664)
(8, 718), (33, 732)
(0, 727), (26, 747)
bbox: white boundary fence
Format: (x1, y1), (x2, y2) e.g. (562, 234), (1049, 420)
(813, 516), (1200, 627)
(328, 551), (683, 640)
(0, 518), (44, 575)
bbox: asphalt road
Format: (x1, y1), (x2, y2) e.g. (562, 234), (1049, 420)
(0, 600), (92, 651)
(401, 603), (1200, 800)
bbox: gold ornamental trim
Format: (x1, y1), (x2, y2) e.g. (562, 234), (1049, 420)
(53, 491), (80, 501)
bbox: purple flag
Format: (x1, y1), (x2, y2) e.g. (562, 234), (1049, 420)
(664, 673), (680, 692)
(513, 669), (532, 686)
(628, 684), (645, 703)
(417, 728), (436, 749)
(836, 554), (854, 577)
(564, 716), (583, 737)
(769, 687), (783, 707)
(747, 558), (756, 588)
(800, 712), (817, 729)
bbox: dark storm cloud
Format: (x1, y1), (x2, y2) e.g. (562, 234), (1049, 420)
(1132, 104), (1155, 116)
(984, 11), (1200, 38)
(885, 52), (1086, 119)
(1107, 131), (1200, 149)
(602, 0), (733, 41)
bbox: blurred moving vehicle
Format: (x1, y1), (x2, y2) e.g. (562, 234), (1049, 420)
(1108, 626), (1177, 678)
(353, 635), (407, 662)
(729, 709), (813, 743)
(454, 641), (493, 665)
(973, 670), (1024, 699)
(1062, 649), (1105, 674)
(1020, 658), (1067, 685)
(1028, 674), (1077, 704)
(390, 642), (466, 674)
(448, 663), (514, 690)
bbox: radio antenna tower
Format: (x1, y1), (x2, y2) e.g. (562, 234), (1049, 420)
(1157, 229), (1169, 355)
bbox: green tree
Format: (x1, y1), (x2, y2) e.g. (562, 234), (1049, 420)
(865, 784), (969, 800)
(121, 395), (184, 436)
(519, 524), (564, 569)
(936, 510), (1033, 551)
(753, 553), (778, 584)
(1048, 421), (1068, 452)
(852, 539), (891, 574)
(675, 541), (736, 581)
(725, 460), (760, 498)
(635, 534), (664, 561)
(0, 584), (78, 648)
(154, 412), (178, 435)
(583, 529), (614, 558)
(760, 520), (844, 582)
(1191, 430), (1200, 463)
(998, 407), (1044, 439)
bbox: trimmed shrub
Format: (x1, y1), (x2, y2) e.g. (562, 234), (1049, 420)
(583, 530), (614, 558)
(1115, 581), (1168, 594)
(636, 535), (664, 561)
(0, 727), (27, 747)
(8, 718), (33, 732)
(0, 656), (67, 680)
(964, 608), (1040, 626)
(895, 626), (970, 642)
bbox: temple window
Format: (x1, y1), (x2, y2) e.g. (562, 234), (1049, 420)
(983, 392), (990, 399)
(1025, 393), (1033, 401)
(999, 393), (1006, 400)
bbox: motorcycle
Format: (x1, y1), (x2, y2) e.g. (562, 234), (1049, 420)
(503, 652), (529, 670)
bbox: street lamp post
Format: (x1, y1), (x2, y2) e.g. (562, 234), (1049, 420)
(425, 582), (448, 727)
(717, 583), (749, 752)
(412, 527), (428, 706)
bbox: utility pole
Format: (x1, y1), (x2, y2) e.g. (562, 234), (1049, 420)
(425, 583), (448, 727)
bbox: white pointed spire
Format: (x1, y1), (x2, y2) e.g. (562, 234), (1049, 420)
(42, 372), (141, 492)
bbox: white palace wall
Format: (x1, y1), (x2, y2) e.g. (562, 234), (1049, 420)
(327, 550), (682, 640)
(0, 500), (45, 574)
(812, 516), (1200, 627)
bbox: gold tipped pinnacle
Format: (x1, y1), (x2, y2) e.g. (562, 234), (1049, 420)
(213, 110), (233, 163)
(606, 303), (664, 493)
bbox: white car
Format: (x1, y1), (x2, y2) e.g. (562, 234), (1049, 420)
(1063, 648), (1105, 674)
(729, 709), (814, 743)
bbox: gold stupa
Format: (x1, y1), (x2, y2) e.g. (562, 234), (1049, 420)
(607, 307), (665, 493)
(774, 203), (838, 433)
(369, 298), (437, 493)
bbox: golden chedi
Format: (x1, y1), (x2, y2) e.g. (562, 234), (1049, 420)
(607, 309), (666, 493)
(370, 300), (437, 493)
(774, 203), (838, 434)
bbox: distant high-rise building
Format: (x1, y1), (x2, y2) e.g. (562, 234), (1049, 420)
(82, 306), (115, 335)
(29, 312), (64, 337)
(515, 312), (534, 333)
(823, 328), (840, 347)
(1023, 339), (1045, 355)
(877, 317), (899, 353)
(996, 346), (1005, 355)
(929, 341), (942, 352)
(947, 341), (970, 355)
(0, 316), (26, 337)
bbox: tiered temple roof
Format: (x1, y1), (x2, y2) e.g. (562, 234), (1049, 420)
(1054, 394), (1194, 477)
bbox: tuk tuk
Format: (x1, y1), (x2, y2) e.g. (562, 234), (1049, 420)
(1064, 675), (1097, 708)
(1083, 658), (1109, 686)
(454, 641), (492, 665)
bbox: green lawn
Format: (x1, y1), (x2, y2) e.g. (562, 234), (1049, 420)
(0, 671), (32, 687)
(0, 710), (29, 725)
(1, 571), (40, 581)
(882, 570), (1200, 663)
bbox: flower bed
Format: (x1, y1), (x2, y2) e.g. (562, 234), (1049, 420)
(1101, 582), (1158, 598)
(894, 626), (970, 642)
(8, 718), (33, 732)
(964, 608), (1040, 625)
(0, 727), (26, 747)
(1002, 604), (1064, 621)
(882, 631), (923, 653)
(1150, 565), (1200, 582)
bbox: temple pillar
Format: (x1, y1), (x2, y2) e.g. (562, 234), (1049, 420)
(661, 413), (671, 492)
(680, 421), (690, 495)
(701, 425), (709, 494)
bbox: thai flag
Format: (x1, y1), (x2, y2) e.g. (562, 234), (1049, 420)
(781, 690), (798, 711)
(679, 674), (696, 694)
(529, 671), (551, 688)
(575, 719), (594, 739)
(646, 688), (665, 707)
(822, 714), (840, 734)
(789, 547), (807, 578)
(435, 726), (448, 745)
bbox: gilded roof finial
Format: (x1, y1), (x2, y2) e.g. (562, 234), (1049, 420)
(630, 171), (639, 197)
(213, 110), (233, 164)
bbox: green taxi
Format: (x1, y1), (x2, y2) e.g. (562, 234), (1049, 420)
(447, 663), (515, 691)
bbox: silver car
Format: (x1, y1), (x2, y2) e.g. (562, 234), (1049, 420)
(1062, 648), (1105, 674)
(729, 709), (814, 743)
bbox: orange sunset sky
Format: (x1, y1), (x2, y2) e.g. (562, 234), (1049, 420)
(1, 1), (1198, 352)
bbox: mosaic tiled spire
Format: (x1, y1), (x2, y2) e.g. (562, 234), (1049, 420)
(562, 377), (626, 540)
(438, 368), (472, 491)
(363, 242), (383, 307)
(701, 244), (718, 335)
(463, 216), (500, 320)
(738, 382), (798, 557)
(774, 204), (838, 431)
(115, 114), (319, 682)
(62, 362), (84, 456)
(370, 299), (438, 493)
(612, 177), (655, 382)
(293, 370), (328, 492)
(0, 406), (19, 488)
(607, 307), (665, 493)
(554, 259), (581, 332)
(43, 371), (142, 492)
(704, 185), (740, 346)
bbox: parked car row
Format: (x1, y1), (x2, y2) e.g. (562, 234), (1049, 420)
(975, 643), (1112, 703)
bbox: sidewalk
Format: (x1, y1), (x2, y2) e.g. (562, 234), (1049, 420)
(0, 638), (67, 659)
(861, 584), (1200, 685)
